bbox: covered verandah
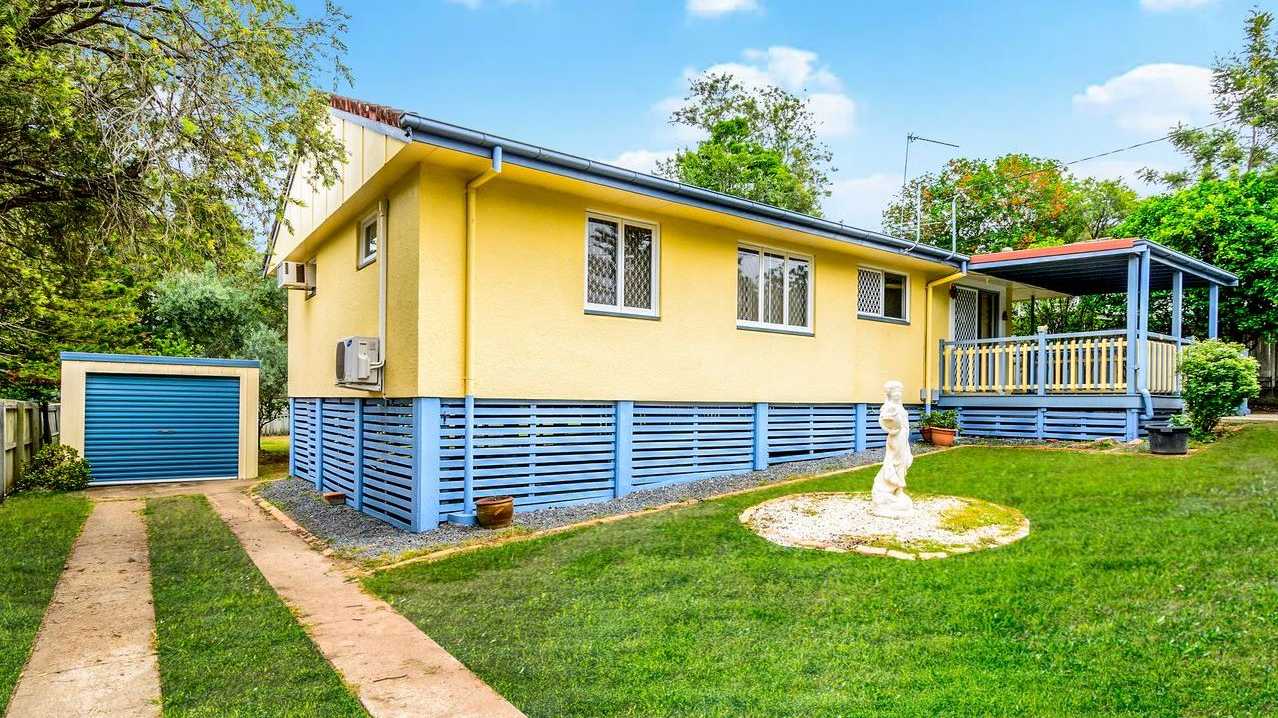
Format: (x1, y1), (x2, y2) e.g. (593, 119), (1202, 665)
(932, 238), (1238, 441)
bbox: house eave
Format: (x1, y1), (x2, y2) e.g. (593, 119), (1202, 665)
(397, 113), (968, 269)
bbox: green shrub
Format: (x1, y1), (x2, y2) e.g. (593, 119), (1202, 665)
(17, 444), (91, 493)
(1179, 340), (1260, 440)
(920, 410), (958, 430)
(1168, 413), (1191, 429)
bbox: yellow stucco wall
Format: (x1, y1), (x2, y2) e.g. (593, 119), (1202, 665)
(286, 168), (420, 397)
(416, 164), (961, 404)
(283, 141), (992, 404)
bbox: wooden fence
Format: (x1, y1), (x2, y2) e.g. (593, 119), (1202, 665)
(1, 401), (61, 499)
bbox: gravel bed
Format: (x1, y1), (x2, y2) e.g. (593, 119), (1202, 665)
(258, 443), (940, 561)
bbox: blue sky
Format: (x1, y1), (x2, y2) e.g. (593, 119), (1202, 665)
(298, 0), (1263, 230)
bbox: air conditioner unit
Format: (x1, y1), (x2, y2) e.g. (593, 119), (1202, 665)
(276, 261), (311, 290)
(336, 337), (381, 388)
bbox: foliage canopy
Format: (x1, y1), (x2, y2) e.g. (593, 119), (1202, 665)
(659, 73), (834, 216)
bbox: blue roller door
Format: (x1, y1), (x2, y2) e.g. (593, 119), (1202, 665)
(84, 373), (241, 484)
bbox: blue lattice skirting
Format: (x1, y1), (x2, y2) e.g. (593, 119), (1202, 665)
(289, 397), (926, 531)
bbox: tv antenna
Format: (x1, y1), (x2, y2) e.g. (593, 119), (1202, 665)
(902, 132), (960, 188)
(901, 133), (960, 252)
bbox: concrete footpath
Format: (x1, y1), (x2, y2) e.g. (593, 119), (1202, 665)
(5, 500), (160, 718)
(205, 490), (524, 718)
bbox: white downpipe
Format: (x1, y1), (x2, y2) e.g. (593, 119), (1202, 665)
(923, 271), (967, 412)
(372, 198), (388, 394)
(463, 146), (503, 397)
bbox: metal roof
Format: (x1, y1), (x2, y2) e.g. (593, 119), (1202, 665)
(969, 238), (1238, 295)
(395, 112), (968, 267)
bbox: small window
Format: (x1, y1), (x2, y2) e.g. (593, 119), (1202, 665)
(358, 212), (378, 268)
(858, 268), (908, 322)
(584, 214), (658, 317)
(737, 245), (811, 333)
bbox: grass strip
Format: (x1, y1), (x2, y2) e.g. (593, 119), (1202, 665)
(0, 492), (91, 712)
(146, 495), (367, 717)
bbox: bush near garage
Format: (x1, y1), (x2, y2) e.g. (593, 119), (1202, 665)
(17, 445), (91, 493)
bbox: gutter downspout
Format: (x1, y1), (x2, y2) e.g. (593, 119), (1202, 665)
(372, 198), (389, 393)
(924, 268), (968, 413)
(455, 145), (502, 525)
(464, 146), (503, 398)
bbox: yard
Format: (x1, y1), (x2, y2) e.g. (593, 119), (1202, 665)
(367, 425), (1278, 717)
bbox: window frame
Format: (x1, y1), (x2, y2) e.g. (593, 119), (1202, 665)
(735, 243), (814, 336)
(357, 210), (379, 270)
(857, 265), (910, 325)
(582, 211), (661, 319)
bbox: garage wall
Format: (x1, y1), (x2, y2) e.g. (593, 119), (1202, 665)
(60, 353), (260, 481)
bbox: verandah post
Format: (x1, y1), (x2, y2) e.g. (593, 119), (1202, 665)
(412, 397), (442, 531)
(313, 399), (324, 491)
(1208, 284), (1219, 339)
(615, 400), (634, 496)
(1036, 331), (1047, 396)
(1138, 249), (1151, 404)
(1125, 254), (1140, 393)
(352, 399), (364, 511)
(752, 402), (768, 470)
(1172, 270), (1184, 395)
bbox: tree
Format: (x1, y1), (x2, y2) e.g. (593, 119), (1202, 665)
(1146, 9), (1278, 187)
(658, 73), (834, 215)
(1076, 178), (1139, 240)
(1117, 170), (1278, 345)
(146, 265), (288, 432)
(661, 118), (818, 215)
(882, 154), (1093, 255)
(0, 0), (348, 273)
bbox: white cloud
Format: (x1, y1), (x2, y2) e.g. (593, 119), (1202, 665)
(607, 149), (675, 174)
(823, 173), (901, 232)
(1139, 0), (1217, 11)
(1072, 63), (1212, 133)
(687, 0), (760, 18)
(656, 46), (857, 139)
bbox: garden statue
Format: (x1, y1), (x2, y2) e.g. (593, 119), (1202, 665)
(871, 380), (914, 518)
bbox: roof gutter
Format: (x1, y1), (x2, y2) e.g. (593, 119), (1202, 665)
(398, 113), (967, 268)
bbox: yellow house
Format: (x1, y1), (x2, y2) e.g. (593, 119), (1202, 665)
(273, 96), (1235, 529)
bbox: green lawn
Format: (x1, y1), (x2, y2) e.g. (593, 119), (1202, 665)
(146, 495), (366, 717)
(0, 492), (91, 713)
(260, 435), (290, 467)
(367, 426), (1278, 717)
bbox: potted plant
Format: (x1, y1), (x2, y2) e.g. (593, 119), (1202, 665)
(476, 495), (515, 528)
(919, 410), (958, 446)
(1149, 414), (1191, 455)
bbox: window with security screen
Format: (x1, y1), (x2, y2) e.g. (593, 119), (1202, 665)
(737, 245), (811, 333)
(858, 268), (908, 322)
(584, 214), (658, 317)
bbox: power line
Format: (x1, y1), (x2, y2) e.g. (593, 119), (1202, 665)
(902, 118), (1232, 231)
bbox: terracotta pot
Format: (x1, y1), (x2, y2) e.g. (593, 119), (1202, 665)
(926, 427), (957, 447)
(476, 495), (514, 529)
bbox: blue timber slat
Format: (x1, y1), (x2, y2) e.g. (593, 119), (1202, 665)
(83, 373), (239, 484)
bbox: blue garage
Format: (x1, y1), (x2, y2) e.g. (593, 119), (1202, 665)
(60, 353), (260, 485)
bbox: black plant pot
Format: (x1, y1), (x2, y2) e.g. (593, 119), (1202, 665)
(1149, 426), (1190, 455)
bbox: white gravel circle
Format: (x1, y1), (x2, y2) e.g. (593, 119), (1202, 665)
(740, 492), (1029, 560)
